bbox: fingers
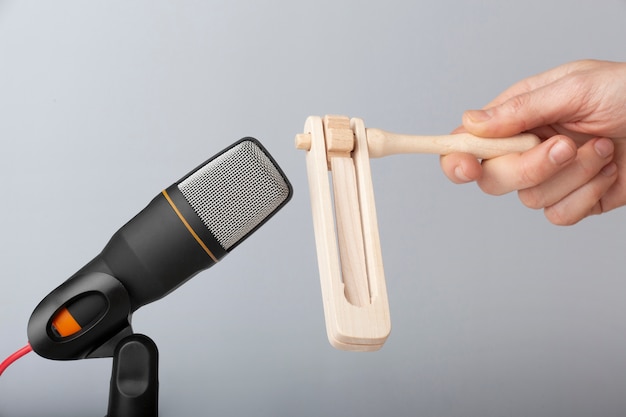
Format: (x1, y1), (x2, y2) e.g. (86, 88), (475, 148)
(517, 138), (614, 208)
(517, 138), (618, 225)
(462, 81), (586, 138)
(480, 136), (618, 225)
(439, 153), (483, 184)
(440, 135), (579, 187)
(476, 136), (578, 195)
(441, 135), (619, 225)
(542, 161), (617, 225)
(460, 63), (603, 139)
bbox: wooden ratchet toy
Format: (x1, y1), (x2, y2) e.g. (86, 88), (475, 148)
(295, 115), (540, 351)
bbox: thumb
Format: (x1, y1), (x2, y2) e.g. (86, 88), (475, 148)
(462, 85), (581, 138)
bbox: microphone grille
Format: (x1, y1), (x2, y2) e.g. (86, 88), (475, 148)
(177, 139), (292, 250)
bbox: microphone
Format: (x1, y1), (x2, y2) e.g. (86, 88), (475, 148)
(27, 138), (292, 360)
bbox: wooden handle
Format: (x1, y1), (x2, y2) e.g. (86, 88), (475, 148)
(366, 128), (541, 159)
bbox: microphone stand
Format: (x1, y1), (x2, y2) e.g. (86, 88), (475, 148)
(106, 334), (159, 417)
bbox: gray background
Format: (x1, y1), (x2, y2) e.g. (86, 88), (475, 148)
(1, 1), (626, 416)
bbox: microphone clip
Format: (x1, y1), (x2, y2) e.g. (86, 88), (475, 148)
(27, 271), (133, 360)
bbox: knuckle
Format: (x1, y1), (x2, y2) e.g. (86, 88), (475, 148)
(518, 157), (543, 188)
(563, 73), (596, 106)
(504, 95), (531, 131)
(518, 188), (544, 209)
(566, 72), (590, 89)
(507, 94), (527, 113)
(475, 165), (500, 195)
(544, 206), (580, 226)
(477, 154), (543, 196)
(588, 183), (608, 203)
(578, 159), (601, 179)
(477, 176), (506, 196)
(477, 181), (499, 196)
(574, 58), (600, 68)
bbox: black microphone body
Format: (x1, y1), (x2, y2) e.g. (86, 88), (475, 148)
(76, 184), (225, 312)
(27, 138), (292, 361)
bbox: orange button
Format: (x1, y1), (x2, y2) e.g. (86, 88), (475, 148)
(52, 307), (82, 337)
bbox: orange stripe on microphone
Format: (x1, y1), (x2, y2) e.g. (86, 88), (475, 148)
(161, 189), (219, 263)
(52, 308), (82, 338)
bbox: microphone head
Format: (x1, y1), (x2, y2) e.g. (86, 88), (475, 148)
(177, 138), (292, 251)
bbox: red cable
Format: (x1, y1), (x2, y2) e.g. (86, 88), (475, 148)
(0, 343), (32, 376)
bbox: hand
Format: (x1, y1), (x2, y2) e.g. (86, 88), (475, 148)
(440, 59), (626, 225)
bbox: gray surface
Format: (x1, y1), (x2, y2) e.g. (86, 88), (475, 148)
(1, 1), (626, 416)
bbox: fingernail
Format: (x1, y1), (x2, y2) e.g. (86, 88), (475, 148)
(601, 162), (617, 177)
(548, 139), (576, 165)
(465, 109), (493, 123)
(454, 165), (472, 182)
(594, 138), (614, 158)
